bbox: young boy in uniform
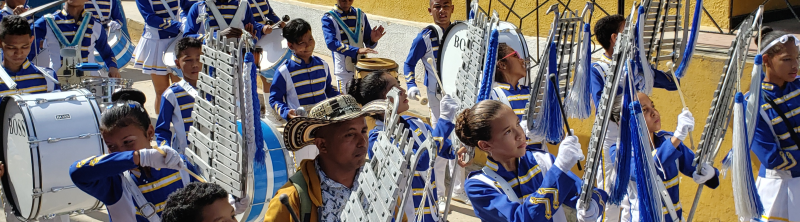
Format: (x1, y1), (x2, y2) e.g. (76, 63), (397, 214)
(155, 37), (203, 154)
(0, 15), (58, 96)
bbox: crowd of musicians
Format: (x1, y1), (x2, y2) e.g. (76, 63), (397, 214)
(0, 0), (796, 221)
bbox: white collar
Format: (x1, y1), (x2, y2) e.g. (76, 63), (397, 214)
(1, 5), (12, 15)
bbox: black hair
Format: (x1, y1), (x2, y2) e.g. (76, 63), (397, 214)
(101, 89), (150, 134)
(0, 15), (31, 40)
(175, 37), (203, 58)
(594, 14), (626, 51)
(162, 182), (230, 222)
(283, 18), (312, 44)
(495, 43), (515, 83)
(455, 100), (506, 148)
(348, 71), (393, 105)
(758, 26), (796, 57)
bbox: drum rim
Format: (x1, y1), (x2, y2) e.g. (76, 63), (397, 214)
(436, 20), (468, 81)
(259, 48), (292, 73)
(0, 95), (42, 220)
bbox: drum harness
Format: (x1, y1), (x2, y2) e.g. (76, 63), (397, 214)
(325, 7), (365, 73)
(44, 12), (93, 81)
(120, 169), (191, 221)
(202, 0), (248, 32)
(88, 0), (110, 25)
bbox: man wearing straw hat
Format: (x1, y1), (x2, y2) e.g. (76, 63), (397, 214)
(264, 94), (388, 222)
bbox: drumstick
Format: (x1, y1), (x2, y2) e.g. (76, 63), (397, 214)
(153, 146), (207, 183)
(280, 194), (302, 222)
(415, 95), (428, 105)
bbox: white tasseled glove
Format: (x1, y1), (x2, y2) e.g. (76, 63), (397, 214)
(229, 194), (251, 214)
(673, 108), (695, 141)
(577, 199), (600, 222)
(692, 163), (715, 184)
(138, 147), (185, 170)
(107, 20), (122, 32)
(554, 133), (584, 171)
(408, 86), (421, 101)
(439, 94), (459, 122)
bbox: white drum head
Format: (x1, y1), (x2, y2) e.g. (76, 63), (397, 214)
(164, 37), (181, 68)
(2, 96), (35, 218)
(257, 29), (290, 72)
(438, 22), (470, 96)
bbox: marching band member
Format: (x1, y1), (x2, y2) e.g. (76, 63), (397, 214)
(31, 0), (121, 78)
(182, 0), (267, 40)
(616, 92), (719, 222)
(264, 95), (387, 222)
(155, 37), (202, 153)
(248, 0), (282, 94)
(348, 70), (458, 221)
(134, 0), (183, 114)
(69, 89), (204, 221)
(0, 0), (31, 23)
(180, 0), (200, 20)
(163, 182), (237, 222)
(750, 27), (800, 222)
(84, 0), (124, 32)
(321, 0), (384, 94)
(456, 100), (607, 222)
(403, 0), (468, 210)
(0, 15), (58, 96)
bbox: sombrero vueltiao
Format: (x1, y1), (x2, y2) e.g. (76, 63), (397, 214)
(283, 95), (387, 151)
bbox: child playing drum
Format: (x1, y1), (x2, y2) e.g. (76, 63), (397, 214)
(70, 89), (204, 221)
(133, 0), (183, 114)
(182, 0), (267, 41)
(0, 15), (59, 96)
(155, 37), (202, 153)
(321, 0), (384, 94)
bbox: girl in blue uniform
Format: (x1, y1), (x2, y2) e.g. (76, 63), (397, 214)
(133, 0), (183, 114)
(70, 89), (204, 221)
(348, 70), (459, 221)
(750, 27), (800, 222)
(456, 100), (606, 222)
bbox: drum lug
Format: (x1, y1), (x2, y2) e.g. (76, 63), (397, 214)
(32, 185), (77, 197)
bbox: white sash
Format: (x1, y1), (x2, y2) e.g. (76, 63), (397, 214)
(159, 0), (177, 21)
(248, 0), (268, 23)
(492, 87), (511, 107)
(89, 0), (108, 22)
(121, 171), (161, 222)
(481, 166), (521, 203)
(204, 0), (248, 30)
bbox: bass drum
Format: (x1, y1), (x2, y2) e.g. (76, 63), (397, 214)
(0, 89), (105, 221)
(256, 29), (291, 81)
(438, 21), (530, 95)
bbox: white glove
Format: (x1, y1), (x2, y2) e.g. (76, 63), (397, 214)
(138, 147), (185, 170)
(673, 108), (694, 141)
(229, 194), (251, 214)
(692, 163), (715, 184)
(407, 86), (421, 101)
(439, 94), (459, 121)
(107, 21), (122, 31)
(577, 199), (600, 222)
(554, 133), (584, 171)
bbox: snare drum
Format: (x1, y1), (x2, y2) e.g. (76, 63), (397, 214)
(0, 89), (105, 221)
(163, 37), (183, 76)
(355, 57), (398, 79)
(94, 29), (135, 70)
(81, 77), (132, 109)
(255, 29), (291, 82)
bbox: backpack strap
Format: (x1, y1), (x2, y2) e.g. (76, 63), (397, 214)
(289, 170), (312, 222)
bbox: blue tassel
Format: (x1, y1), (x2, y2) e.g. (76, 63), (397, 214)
(476, 28), (500, 103)
(609, 75), (633, 205)
(564, 24), (593, 119)
(545, 73), (565, 143)
(246, 52), (266, 168)
(631, 101), (663, 222)
(673, 0), (704, 79)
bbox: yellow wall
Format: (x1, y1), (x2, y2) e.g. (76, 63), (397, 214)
(732, 0), (800, 17)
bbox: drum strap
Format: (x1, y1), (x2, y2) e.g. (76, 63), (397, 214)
(325, 8), (363, 46)
(480, 167), (522, 204)
(121, 171), (161, 222)
(89, 0), (108, 23)
(289, 170), (314, 222)
(204, 0), (248, 30)
(158, 0), (177, 22)
(32, 65), (58, 92)
(249, 0), (268, 24)
(492, 87), (511, 107)
(45, 12), (93, 70)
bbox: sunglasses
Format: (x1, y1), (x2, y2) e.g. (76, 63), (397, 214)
(501, 50), (521, 61)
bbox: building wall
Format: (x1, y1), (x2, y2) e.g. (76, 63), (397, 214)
(731, 0), (800, 17)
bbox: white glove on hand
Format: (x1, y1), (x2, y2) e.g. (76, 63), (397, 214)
(138, 147), (185, 170)
(229, 194), (251, 214)
(107, 21), (122, 31)
(439, 94), (459, 121)
(408, 86), (421, 101)
(554, 133), (584, 171)
(673, 108), (694, 141)
(692, 163), (715, 184)
(577, 199), (600, 222)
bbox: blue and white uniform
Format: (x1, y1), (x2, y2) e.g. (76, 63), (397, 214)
(31, 10), (118, 77)
(321, 4), (378, 94)
(751, 80), (800, 222)
(465, 150), (607, 222)
(490, 82), (546, 152)
(0, 60), (59, 96)
(182, 0), (264, 40)
(248, 0), (279, 28)
(69, 149), (202, 221)
(589, 54), (678, 109)
(180, 0), (200, 20)
(404, 25), (444, 125)
(368, 115), (456, 222)
(609, 131), (720, 222)
(155, 80), (196, 153)
(268, 54), (339, 121)
(0, 4), (33, 24)
(84, 0), (124, 25)
(133, 0), (181, 75)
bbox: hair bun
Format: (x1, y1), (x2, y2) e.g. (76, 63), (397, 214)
(111, 89), (147, 105)
(759, 26), (775, 44)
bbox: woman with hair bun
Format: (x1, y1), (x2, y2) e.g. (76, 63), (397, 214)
(455, 100), (606, 222)
(750, 27), (800, 222)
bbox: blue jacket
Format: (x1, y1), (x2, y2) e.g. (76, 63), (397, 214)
(84, 0), (125, 25)
(155, 80), (196, 152)
(0, 60), (59, 96)
(269, 55), (339, 120)
(248, 0), (280, 27)
(321, 5), (377, 77)
(465, 150), (607, 221)
(31, 10), (119, 71)
(589, 54), (678, 110)
(136, 0), (182, 39)
(182, 0), (265, 40)
(753, 80), (800, 177)
(403, 25), (443, 89)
